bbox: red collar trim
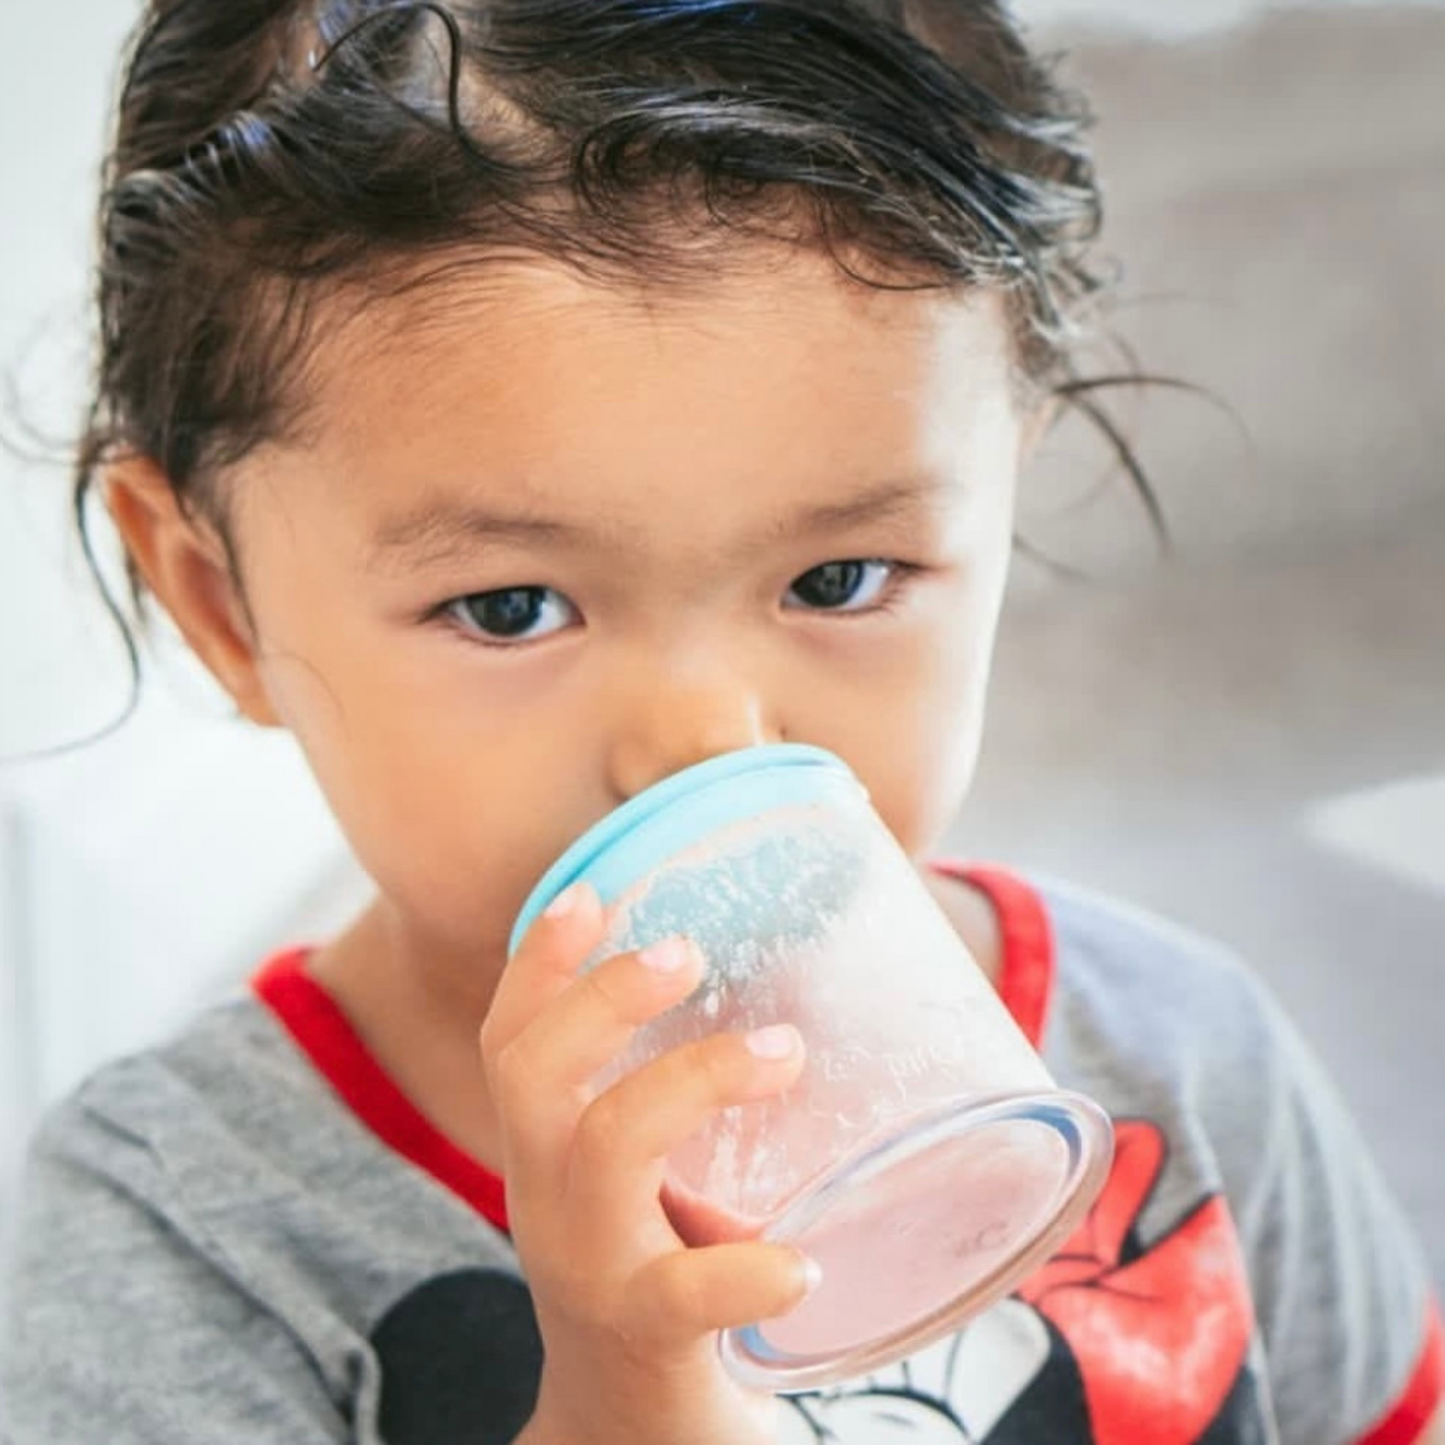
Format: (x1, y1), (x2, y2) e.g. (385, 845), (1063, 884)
(251, 951), (511, 1232)
(250, 864), (1054, 1234)
(941, 862), (1056, 1051)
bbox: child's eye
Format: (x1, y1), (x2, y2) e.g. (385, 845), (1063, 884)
(785, 559), (900, 613)
(443, 587), (579, 644)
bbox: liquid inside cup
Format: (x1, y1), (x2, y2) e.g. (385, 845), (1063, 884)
(753, 1117), (1071, 1358)
(595, 807), (1055, 1229)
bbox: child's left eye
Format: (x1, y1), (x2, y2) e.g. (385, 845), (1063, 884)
(443, 586), (578, 644)
(785, 559), (899, 613)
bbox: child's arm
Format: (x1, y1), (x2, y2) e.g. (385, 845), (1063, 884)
(481, 884), (814, 1445)
(0, 1107), (351, 1443)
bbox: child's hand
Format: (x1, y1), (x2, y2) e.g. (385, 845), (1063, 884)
(481, 882), (815, 1445)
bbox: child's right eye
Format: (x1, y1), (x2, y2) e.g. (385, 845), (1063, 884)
(443, 587), (579, 645)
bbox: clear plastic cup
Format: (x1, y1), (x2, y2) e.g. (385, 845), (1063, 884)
(509, 744), (1112, 1391)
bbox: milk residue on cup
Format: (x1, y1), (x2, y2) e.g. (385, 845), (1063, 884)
(596, 807), (1053, 1233)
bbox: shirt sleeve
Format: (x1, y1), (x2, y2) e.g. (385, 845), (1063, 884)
(1212, 968), (1443, 1445)
(0, 1100), (350, 1445)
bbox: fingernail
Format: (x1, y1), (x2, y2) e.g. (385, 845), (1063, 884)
(544, 883), (586, 920)
(639, 937), (694, 974)
(745, 1024), (799, 1060)
(799, 1254), (824, 1295)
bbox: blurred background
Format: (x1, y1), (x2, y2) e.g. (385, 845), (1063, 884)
(1, 0), (1441, 1295)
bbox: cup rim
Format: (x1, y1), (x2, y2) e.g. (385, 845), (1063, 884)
(718, 1089), (1117, 1393)
(508, 743), (852, 954)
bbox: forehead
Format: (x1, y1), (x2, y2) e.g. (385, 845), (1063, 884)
(279, 246), (1022, 537)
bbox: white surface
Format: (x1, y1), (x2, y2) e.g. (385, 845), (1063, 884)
(1015, 0), (1445, 36)
(0, 0), (139, 763)
(0, 681), (354, 1095)
(1305, 773), (1445, 898)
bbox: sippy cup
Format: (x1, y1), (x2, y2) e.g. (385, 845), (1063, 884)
(509, 744), (1112, 1392)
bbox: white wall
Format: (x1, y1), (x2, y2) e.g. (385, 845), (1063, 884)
(0, 1), (135, 759)
(0, 1), (361, 1227)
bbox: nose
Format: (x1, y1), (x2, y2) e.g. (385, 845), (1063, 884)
(605, 661), (778, 802)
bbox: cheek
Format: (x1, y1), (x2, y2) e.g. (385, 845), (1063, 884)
(876, 635), (992, 856)
(823, 570), (1006, 857)
(258, 640), (586, 953)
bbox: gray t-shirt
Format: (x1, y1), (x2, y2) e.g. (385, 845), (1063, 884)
(2, 868), (1439, 1445)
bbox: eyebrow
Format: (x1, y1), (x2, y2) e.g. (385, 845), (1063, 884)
(371, 504), (582, 565)
(368, 476), (943, 569)
(782, 477), (942, 535)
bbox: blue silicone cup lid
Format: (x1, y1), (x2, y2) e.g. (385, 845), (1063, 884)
(508, 744), (864, 956)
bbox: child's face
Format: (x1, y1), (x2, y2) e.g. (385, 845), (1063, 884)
(186, 246), (1032, 974)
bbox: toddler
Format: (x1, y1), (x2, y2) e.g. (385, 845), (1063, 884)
(1, 2), (1439, 1442)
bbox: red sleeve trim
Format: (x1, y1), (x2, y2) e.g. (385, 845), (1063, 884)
(1356, 1302), (1445, 1445)
(251, 949), (510, 1234)
(929, 861), (1057, 1051)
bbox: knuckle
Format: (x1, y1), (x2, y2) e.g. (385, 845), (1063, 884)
(651, 1256), (706, 1327)
(626, 1255), (705, 1339)
(573, 1092), (629, 1172)
(476, 1014), (505, 1064)
(538, 1262), (614, 1334)
(698, 1037), (745, 1098)
(504, 932), (550, 983)
(514, 917), (588, 989)
(579, 961), (642, 1023)
(488, 1037), (535, 1105)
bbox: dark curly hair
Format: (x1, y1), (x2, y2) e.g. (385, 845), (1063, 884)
(79, 0), (1151, 669)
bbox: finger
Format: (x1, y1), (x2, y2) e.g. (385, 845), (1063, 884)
(481, 881), (606, 1061)
(508, 934), (707, 1089)
(489, 936), (708, 1154)
(623, 1243), (821, 1346)
(569, 1024), (806, 1216)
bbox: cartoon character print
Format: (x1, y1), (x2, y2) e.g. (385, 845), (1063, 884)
(780, 1120), (1264, 1444)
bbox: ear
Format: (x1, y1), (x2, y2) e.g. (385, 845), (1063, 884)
(103, 456), (281, 727)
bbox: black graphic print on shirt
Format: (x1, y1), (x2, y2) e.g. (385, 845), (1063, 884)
(371, 1269), (542, 1445)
